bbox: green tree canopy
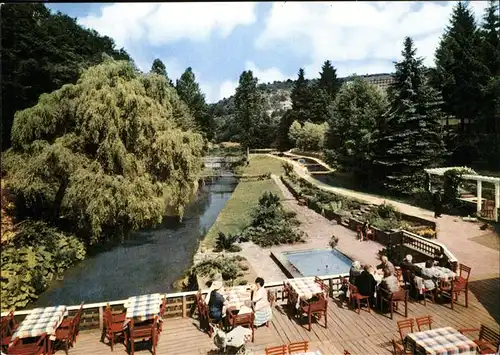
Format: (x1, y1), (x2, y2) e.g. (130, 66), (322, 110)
(309, 60), (342, 123)
(290, 68), (313, 123)
(150, 58), (174, 86)
(325, 77), (389, 183)
(175, 67), (211, 137)
(1, 3), (132, 150)
(3, 59), (204, 244)
(373, 37), (446, 194)
(234, 70), (269, 148)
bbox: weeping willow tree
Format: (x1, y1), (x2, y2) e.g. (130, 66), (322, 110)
(3, 59), (205, 244)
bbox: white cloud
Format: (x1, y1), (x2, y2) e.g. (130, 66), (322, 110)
(255, 1), (489, 77)
(218, 81), (238, 101)
(244, 61), (289, 84)
(80, 3), (257, 48)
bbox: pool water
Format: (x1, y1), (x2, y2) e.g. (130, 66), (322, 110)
(284, 249), (353, 277)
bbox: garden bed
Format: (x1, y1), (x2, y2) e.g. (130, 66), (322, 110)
(280, 173), (436, 239)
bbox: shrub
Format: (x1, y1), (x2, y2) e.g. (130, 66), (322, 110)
(190, 256), (241, 281)
(241, 191), (306, 247)
(214, 232), (241, 252)
(282, 162), (294, 176)
(415, 228), (437, 239)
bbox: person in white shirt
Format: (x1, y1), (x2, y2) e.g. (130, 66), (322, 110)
(251, 277), (272, 327)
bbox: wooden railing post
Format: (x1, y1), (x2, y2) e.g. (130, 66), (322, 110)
(328, 278), (333, 298)
(182, 295), (187, 318)
(98, 306), (104, 330)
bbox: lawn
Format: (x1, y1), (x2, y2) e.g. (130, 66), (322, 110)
(202, 155), (284, 248)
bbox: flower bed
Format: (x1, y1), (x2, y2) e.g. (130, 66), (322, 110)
(281, 173), (435, 237)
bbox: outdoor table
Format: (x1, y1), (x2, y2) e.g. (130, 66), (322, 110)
(287, 277), (324, 309)
(125, 293), (162, 322)
(220, 286), (252, 311)
(414, 264), (456, 294)
(10, 305), (67, 353)
(405, 326), (478, 355)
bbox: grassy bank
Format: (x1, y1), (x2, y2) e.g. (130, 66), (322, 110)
(201, 155), (285, 248)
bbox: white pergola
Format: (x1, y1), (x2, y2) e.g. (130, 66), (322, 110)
(425, 167), (500, 222)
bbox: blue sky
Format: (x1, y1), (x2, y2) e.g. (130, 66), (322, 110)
(48, 1), (489, 103)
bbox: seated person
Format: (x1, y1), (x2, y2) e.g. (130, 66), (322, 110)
(207, 280), (226, 322)
(379, 269), (400, 294)
(251, 277), (272, 327)
(400, 254), (422, 275)
(355, 264), (377, 307)
(433, 252), (449, 268)
(349, 261), (363, 284)
(377, 255), (395, 276)
(420, 260), (439, 291)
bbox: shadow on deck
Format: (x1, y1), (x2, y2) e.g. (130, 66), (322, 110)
(60, 286), (499, 355)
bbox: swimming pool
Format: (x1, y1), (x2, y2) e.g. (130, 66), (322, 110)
(283, 249), (353, 277)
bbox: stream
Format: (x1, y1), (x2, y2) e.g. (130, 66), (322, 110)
(33, 176), (238, 307)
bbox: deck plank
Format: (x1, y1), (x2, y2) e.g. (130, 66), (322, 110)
(51, 287), (498, 355)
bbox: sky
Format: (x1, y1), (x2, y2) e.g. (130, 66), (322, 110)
(48, 1), (490, 103)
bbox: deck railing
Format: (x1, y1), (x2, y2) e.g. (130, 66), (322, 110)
(1, 273), (348, 331)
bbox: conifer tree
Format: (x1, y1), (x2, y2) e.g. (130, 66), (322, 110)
(234, 70), (267, 148)
(150, 58), (174, 86)
(290, 68), (313, 123)
(175, 67), (210, 136)
(310, 60), (342, 123)
(434, 1), (484, 134)
(373, 37), (446, 194)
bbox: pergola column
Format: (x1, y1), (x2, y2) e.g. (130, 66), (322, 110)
(476, 180), (482, 214)
(495, 182), (499, 222)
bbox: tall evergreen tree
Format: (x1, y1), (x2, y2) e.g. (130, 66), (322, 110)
(477, 0), (500, 168)
(434, 1), (484, 135)
(150, 58), (173, 86)
(373, 37), (446, 194)
(290, 68), (313, 123)
(234, 70), (267, 148)
(175, 67), (210, 136)
(310, 61), (342, 123)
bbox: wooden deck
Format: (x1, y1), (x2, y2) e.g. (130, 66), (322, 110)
(60, 280), (499, 355)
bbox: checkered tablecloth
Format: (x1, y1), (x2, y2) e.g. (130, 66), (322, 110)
(11, 306), (68, 344)
(125, 293), (162, 322)
(415, 263), (456, 281)
(405, 327), (478, 355)
(220, 287), (252, 310)
(288, 277), (324, 308)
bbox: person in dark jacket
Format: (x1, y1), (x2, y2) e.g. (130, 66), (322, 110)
(355, 264), (377, 307)
(207, 281), (226, 322)
(433, 188), (443, 218)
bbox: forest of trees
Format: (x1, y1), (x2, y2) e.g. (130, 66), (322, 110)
(0, 1), (498, 309)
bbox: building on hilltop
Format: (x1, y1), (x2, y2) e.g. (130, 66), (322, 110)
(342, 73), (395, 91)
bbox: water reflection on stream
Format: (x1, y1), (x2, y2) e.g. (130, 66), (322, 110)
(34, 176), (237, 307)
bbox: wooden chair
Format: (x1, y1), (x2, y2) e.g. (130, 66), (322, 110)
(127, 316), (158, 355)
(438, 277), (468, 310)
(314, 276), (330, 296)
(415, 315), (433, 331)
(102, 306), (128, 351)
(397, 319), (414, 343)
(282, 281), (290, 303)
(59, 302), (84, 330)
(459, 325), (500, 354)
(395, 267), (404, 286)
(226, 309), (255, 342)
(55, 315), (78, 355)
(457, 263), (472, 286)
(288, 340), (308, 353)
(481, 200), (495, 219)
(379, 288), (408, 320)
(392, 339), (412, 355)
(7, 333), (47, 355)
(198, 301), (222, 338)
(265, 344), (287, 355)
(298, 294), (328, 331)
(348, 283), (370, 313)
(1, 310), (18, 353)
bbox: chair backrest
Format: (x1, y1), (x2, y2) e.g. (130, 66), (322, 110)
(314, 276), (330, 295)
(415, 315), (432, 331)
(395, 267), (403, 283)
(265, 345), (287, 355)
(231, 312), (254, 328)
(267, 290), (275, 306)
(479, 325), (500, 348)
(391, 289), (407, 301)
(348, 283), (359, 295)
(288, 340), (308, 353)
(459, 264), (471, 282)
(104, 306), (113, 328)
(392, 339), (410, 355)
(159, 297), (167, 318)
(397, 319), (414, 342)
